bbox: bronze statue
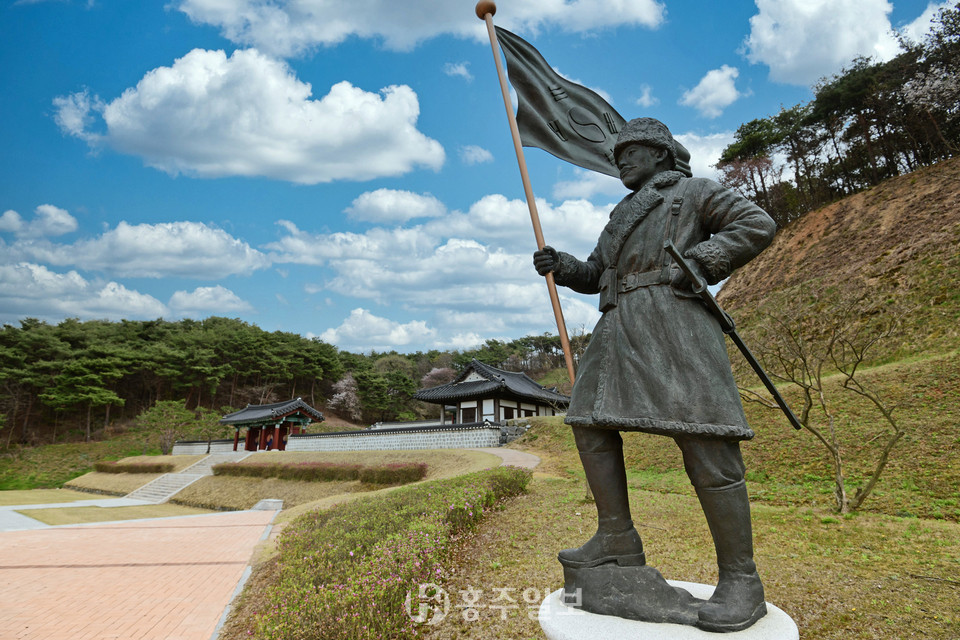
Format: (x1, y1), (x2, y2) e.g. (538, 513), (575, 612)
(534, 117), (776, 632)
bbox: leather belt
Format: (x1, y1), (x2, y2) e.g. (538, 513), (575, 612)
(618, 269), (669, 293)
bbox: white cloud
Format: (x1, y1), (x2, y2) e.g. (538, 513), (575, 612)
(0, 262), (168, 323)
(459, 145), (494, 165)
(0, 210), (24, 234)
(266, 186), (616, 351)
(635, 84), (658, 108)
(52, 89), (102, 144)
(680, 65), (744, 118)
(319, 308), (437, 352)
(175, 0), (665, 57)
(674, 131), (736, 180)
(443, 62), (472, 81)
(9, 220), (269, 278)
(743, 0), (902, 85)
(899, 1), (952, 45)
(54, 48), (444, 184)
(169, 285), (253, 316)
(0, 205), (78, 238)
(553, 170), (627, 200)
(346, 189), (446, 223)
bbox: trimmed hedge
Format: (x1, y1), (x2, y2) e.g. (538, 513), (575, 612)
(93, 461), (175, 474)
(211, 460), (428, 485)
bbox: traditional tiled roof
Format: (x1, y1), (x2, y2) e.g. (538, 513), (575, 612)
(414, 359), (569, 406)
(219, 398), (324, 426)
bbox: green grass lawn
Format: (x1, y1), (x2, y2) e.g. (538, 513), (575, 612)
(420, 477), (960, 640)
(17, 502), (215, 525)
(0, 488), (95, 506)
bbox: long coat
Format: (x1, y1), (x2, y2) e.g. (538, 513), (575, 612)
(554, 170), (776, 441)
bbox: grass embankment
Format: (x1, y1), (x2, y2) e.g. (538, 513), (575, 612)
(170, 450), (502, 512)
(0, 430), (160, 490)
(419, 476), (960, 640)
(516, 351), (960, 521)
(0, 488), (95, 506)
(17, 503), (214, 525)
(64, 454), (205, 496)
(220, 466), (532, 640)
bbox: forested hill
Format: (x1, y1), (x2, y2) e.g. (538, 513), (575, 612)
(718, 155), (960, 362)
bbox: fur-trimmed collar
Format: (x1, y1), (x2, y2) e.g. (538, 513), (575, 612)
(644, 170), (685, 191)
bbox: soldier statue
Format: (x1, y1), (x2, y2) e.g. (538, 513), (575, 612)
(534, 117), (776, 632)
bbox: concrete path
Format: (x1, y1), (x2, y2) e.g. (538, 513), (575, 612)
(0, 509), (276, 640)
(471, 447), (540, 469)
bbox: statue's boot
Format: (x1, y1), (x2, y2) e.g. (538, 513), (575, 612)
(696, 480), (767, 632)
(558, 449), (645, 569)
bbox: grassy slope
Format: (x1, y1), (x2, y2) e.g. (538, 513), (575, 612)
(514, 351), (960, 521)
(421, 477), (960, 640)
(719, 156), (960, 365)
(0, 430), (159, 490)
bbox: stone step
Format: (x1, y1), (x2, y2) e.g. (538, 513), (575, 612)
(126, 473), (203, 503)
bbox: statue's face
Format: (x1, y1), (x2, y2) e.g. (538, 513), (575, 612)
(617, 143), (668, 191)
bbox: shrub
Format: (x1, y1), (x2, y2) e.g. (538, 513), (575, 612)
(93, 461), (175, 474)
(250, 466), (532, 640)
(212, 460), (427, 485)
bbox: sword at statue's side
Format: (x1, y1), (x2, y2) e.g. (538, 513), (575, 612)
(664, 241), (803, 431)
(476, 1), (576, 386)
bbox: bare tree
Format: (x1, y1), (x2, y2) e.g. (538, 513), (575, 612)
(737, 283), (909, 513)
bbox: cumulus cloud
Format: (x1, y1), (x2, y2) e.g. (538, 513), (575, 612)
(8, 220), (269, 279)
(899, 1), (952, 44)
(267, 191), (609, 350)
(674, 131), (736, 180)
(260, 183), (618, 350)
(319, 308), (437, 352)
(553, 170), (627, 200)
(459, 145), (494, 165)
(443, 62), (472, 81)
(345, 189), (446, 223)
(0, 262), (168, 323)
(679, 65), (744, 118)
(743, 0), (902, 85)
(54, 48), (444, 184)
(635, 84), (658, 108)
(0, 205), (78, 238)
(175, 0), (665, 57)
(169, 285), (253, 316)
(0, 211), (23, 234)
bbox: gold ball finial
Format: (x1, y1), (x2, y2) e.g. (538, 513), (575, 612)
(475, 1), (496, 19)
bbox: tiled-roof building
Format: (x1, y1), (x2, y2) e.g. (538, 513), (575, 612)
(414, 359), (569, 424)
(219, 398), (324, 451)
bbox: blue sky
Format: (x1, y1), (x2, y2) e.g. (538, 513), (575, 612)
(0, 0), (946, 353)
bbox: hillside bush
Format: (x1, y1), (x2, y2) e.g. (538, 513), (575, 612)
(245, 466), (531, 640)
(212, 460), (428, 485)
(93, 460), (174, 474)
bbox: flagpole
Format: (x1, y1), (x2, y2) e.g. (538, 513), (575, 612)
(476, 1), (577, 387)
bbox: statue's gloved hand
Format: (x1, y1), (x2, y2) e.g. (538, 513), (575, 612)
(533, 246), (560, 276)
(670, 258), (707, 290)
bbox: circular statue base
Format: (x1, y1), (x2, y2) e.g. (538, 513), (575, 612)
(539, 583), (798, 640)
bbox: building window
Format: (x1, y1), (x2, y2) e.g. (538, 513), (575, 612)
(461, 407), (477, 423)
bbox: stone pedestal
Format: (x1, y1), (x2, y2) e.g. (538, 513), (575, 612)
(539, 583), (798, 640)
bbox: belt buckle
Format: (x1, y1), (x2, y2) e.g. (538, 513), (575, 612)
(622, 272), (638, 291)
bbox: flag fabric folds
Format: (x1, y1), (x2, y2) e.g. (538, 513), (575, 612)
(495, 27), (692, 178)
(495, 26), (624, 178)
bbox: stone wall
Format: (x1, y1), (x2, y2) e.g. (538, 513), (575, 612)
(171, 439), (235, 455)
(286, 425), (501, 452)
(173, 424), (504, 455)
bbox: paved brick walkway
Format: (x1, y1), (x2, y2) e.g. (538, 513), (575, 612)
(0, 510), (276, 640)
